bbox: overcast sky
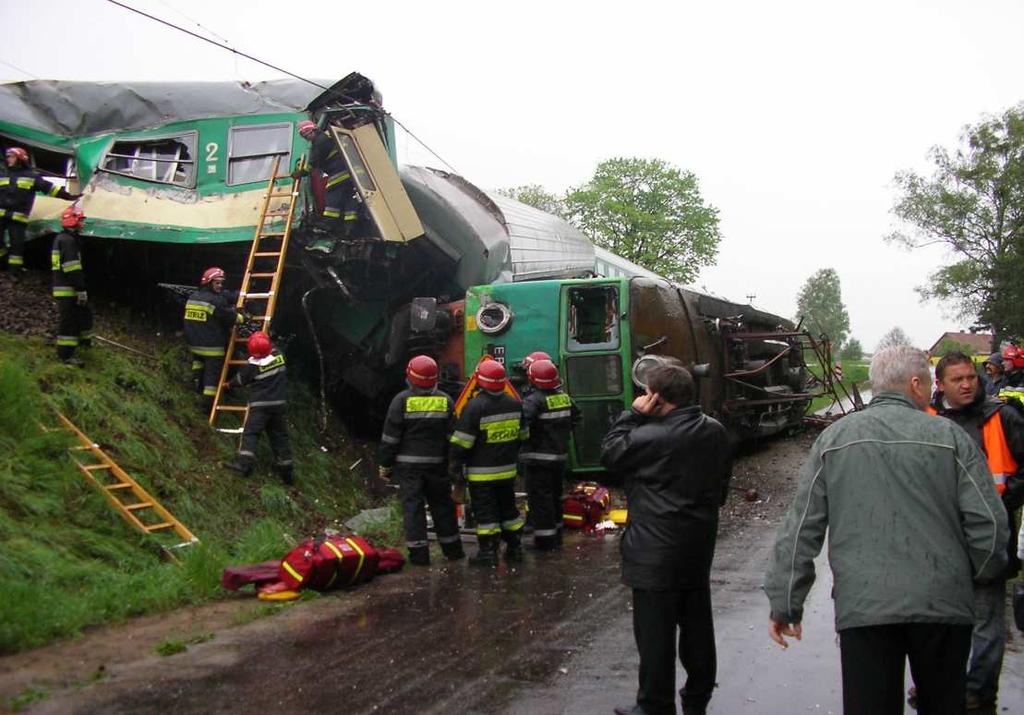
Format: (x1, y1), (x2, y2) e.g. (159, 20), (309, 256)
(4, 0), (1022, 350)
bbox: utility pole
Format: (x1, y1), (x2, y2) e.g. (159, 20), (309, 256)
(746, 294), (756, 305)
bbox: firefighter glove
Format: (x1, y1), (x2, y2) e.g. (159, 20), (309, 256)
(76, 291), (88, 306)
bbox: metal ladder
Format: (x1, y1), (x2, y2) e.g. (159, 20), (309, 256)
(51, 412), (198, 562)
(208, 155), (304, 433)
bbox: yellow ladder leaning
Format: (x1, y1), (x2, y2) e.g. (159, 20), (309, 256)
(208, 155), (304, 433)
(53, 412), (198, 562)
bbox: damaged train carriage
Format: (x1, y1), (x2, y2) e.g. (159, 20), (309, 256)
(0, 74), (811, 473)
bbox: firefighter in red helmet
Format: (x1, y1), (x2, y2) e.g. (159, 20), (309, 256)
(294, 119), (359, 236)
(51, 205), (93, 366)
(998, 345), (1024, 411)
(378, 355), (464, 565)
(1, 146), (81, 277)
(223, 332), (294, 484)
(182, 266), (240, 411)
(520, 359), (579, 550)
(449, 359), (527, 566)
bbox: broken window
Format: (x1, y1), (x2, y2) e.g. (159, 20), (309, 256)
(566, 285), (620, 352)
(101, 133), (197, 187)
(227, 123), (292, 186)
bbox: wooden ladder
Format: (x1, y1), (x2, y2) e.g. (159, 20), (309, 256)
(52, 412), (198, 562)
(208, 155), (304, 433)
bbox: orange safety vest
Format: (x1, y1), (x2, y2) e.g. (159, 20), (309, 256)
(927, 406), (1015, 494)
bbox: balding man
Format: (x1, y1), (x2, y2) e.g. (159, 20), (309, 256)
(764, 345), (1008, 715)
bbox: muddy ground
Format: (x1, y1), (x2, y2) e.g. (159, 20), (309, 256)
(2, 430), (1022, 714)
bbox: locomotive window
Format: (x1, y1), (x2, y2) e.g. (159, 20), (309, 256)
(335, 134), (376, 192)
(100, 133), (197, 187)
(227, 123), (292, 186)
(572, 400), (623, 466)
(566, 285), (619, 352)
(566, 355), (622, 396)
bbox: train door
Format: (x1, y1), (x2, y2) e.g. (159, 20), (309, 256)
(560, 281), (631, 472)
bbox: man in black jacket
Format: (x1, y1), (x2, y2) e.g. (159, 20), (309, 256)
(183, 266), (239, 412)
(51, 205), (93, 366)
(601, 364), (732, 715)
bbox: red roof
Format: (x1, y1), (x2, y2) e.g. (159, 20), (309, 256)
(926, 332), (993, 356)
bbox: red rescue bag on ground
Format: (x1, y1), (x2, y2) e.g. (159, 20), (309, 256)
(562, 481), (611, 531)
(279, 535), (381, 591)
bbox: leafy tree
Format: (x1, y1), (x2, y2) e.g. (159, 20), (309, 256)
(495, 184), (565, 217)
(840, 338), (863, 361)
(795, 268), (850, 348)
(563, 158), (721, 283)
(876, 326), (914, 352)
(888, 103), (1024, 348)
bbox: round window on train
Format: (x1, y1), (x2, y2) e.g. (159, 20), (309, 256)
(476, 303), (513, 335)
(631, 355), (672, 389)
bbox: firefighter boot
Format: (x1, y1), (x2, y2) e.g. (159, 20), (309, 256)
(275, 463), (294, 486)
(503, 533), (523, 563)
(470, 535), (499, 567)
(408, 545), (431, 566)
(440, 538), (465, 561)
(224, 455), (254, 476)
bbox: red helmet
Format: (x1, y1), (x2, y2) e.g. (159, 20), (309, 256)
(5, 147), (28, 164)
(61, 205), (85, 230)
(522, 351), (552, 370)
(476, 359), (507, 392)
(200, 267), (225, 286)
(528, 359), (561, 389)
(406, 355), (439, 388)
(246, 331), (272, 358)
(1002, 345), (1024, 369)
(298, 120), (317, 139)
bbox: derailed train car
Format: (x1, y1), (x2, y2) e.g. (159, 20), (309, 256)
(0, 73), (811, 461)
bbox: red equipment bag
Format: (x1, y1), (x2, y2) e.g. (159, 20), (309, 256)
(562, 481), (611, 530)
(279, 535), (381, 591)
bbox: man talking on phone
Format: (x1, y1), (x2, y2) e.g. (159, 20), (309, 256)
(601, 362), (732, 715)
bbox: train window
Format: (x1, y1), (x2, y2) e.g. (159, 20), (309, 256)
(227, 124), (292, 186)
(0, 136), (76, 188)
(335, 134), (377, 192)
(100, 133), (197, 187)
(572, 400), (623, 466)
(566, 355), (622, 396)
(566, 285), (619, 352)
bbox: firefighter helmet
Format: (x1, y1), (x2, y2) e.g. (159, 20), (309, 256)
(476, 359), (506, 392)
(522, 350), (552, 370)
(5, 147), (28, 165)
(406, 355), (439, 388)
(528, 359), (561, 390)
(298, 120), (317, 139)
(200, 267), (225, 286)
(1002, 345), (1024, 369)
(246, 331), (272, 358)
(61, 205), (85, 230)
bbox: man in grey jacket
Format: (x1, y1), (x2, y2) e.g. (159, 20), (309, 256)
(764, 346), (1008, 715)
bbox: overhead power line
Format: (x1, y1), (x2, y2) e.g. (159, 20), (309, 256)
(104, 0), (459, 174)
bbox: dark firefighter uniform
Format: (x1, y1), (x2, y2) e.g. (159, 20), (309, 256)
(379, 387), (464, 564)
(450, 391), (527, 561)
(309, 131), (358, 234)
(1, 167), (78, 270)
(182, 287), (238, 405)
(520, 387), (578, 550)
(228, 349), (293, 483)
(51, 229), (93, 362)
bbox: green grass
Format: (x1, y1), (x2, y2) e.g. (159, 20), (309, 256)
(807, 360), (870, 413)
(0, 332), (392, 655)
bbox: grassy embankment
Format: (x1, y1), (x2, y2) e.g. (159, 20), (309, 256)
(807, 359), (870, 413)
(0, 331), (401, 656)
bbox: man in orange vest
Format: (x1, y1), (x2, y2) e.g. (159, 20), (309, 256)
(929, 351), (1024, 711)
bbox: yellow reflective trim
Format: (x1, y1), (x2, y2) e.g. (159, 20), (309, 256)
(482, 418), (520, 444)
(53, 289), (76, 297)
(564, 513), (584, 522)
(184, 308), (208, 322)
(467, 469), (517, 482)
(450, 435), (473, 448)
(258, 354), (285, 372)
(406, 396), (448, 413)
(48, 185), (61, 197)
(15, 178), (34, 189)
(322, 540), (344, 590)
(546, 394), (571, 410)
(476, 527), (501, 536)
(344, 537), (366, 584)
(322, 209), (341, 218)
(282, 560), (304, 584)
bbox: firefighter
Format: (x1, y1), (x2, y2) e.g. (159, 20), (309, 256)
(295, 120), (359, 236)
(51, 205), (93, 367)
(224, 331), (294, 484)
(1, 147), (81, 276)
(378, 355), (465, 566)
(998, 345), (1024, 411)
(183, 267), (239, 412)
(520, 359), (578, 550)
(450, 359), (527, 566)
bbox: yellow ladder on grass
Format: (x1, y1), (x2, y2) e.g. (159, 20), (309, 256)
(208, 155), (304, 434)
(52, 412), (198, 562)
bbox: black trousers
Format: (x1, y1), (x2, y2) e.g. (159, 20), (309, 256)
(839, 623), (972, 715)
(632, 587), (716, 715)
(468, 478), (522, 544)
(523, 461), (565, 544)
(397, 465), (460, 550)
(0, 216), (27, 267)
(189, 351), (224, 401)
(239, 405), (292, 467)
(55, 297), (94, 360)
